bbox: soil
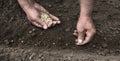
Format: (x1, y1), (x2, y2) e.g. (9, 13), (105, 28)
(0, 0), (120, 61)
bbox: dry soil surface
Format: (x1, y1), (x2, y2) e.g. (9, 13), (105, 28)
(0, 0), (120, 61)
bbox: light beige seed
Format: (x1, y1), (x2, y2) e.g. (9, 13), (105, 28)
(41, 12), (52, 25)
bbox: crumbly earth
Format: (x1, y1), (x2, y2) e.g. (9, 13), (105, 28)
(0, 0), (120, 61)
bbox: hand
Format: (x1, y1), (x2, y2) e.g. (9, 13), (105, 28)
(25, 3), (61, 29)
(73, 16), (96, 45)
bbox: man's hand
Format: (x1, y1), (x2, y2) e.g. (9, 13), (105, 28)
(18, 0), (61, 29)
(26, 3), (61, 29)
(73, 17), (96, 45)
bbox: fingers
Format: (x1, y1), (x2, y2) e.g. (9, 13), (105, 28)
(73, 30), (78, 37)
(32, 22), (42, 28)
(76, 39), (83, 45)
(28, 13), (59, 29)
(74, 28), (96, 45)
(36, 18), (48, 29)
(49, 14), (61, 24)
(73, 30), (85, 45)
(51, 21), (57, 26)
(44, 14), (59, 27)
(47, 20), (53, 27)
(34, 4), (61, 27)
(82, 30), (96, 45)
(27, 17), (42, 28)
(78, 31), (85, 41)
(28, 16), (48, 29)
(75, 30), (85, 45)
(34, 4), (55, 27)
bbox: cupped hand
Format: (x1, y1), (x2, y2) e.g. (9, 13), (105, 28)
(25, 3), (61, 29)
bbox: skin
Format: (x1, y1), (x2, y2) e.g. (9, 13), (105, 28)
(18, 0), (61, 29)
(73, 0), (96, 45)
(17, 0), (96, 45)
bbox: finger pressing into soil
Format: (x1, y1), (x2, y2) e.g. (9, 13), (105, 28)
(75, 31), (85, 45)
(75, 39), (83, 45)
(78, 32), (85, 41)
(73, 30), (85, 45)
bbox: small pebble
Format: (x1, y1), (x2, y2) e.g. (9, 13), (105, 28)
(29, 53), (35, 60)
(66, 18), (70, 21)
(21, 40), (24, 43)
(67, 56), (71, 60)
(92, 45), (96, 48)
(29, 30), (32, 34)
(4, 39), (9, 44)
(58, 37), (62, 40)
(65, 43), (69, 46)
(102, 43), (108, 48)
(53, 42), (56, 45)
(34, 44), (37, 46)
(97, 51), (106, 56)
(31, 33), (36, 36)
(11, 40), (14, 43)
(32, 28), (36, 31)
(58, 14), (62, 17)
(40, 32), (44, 36)
(65, 27), (71, 32)
(48, 4), (52, 8)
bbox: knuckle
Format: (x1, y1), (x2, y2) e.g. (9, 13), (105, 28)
(77, 28), (84, 33)
(78, 30), (84, 33)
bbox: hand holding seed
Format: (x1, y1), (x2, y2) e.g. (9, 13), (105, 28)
(40, 12), (53, 27)
(26, 3), (61, 29)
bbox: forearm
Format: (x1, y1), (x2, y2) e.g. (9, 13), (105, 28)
(17, 0), (35, 11)
(80, 0), (94, 17)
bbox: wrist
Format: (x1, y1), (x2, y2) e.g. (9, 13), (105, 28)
(79, 14), (92, 19)
(79, 15), (93, 22)
(80, 12), (92, 18)
(18, 0), (35, 10)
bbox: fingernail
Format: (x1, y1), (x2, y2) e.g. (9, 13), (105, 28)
(78, 39), (83, 43)
(43, 26), (47, 29)
(76, 39), (83, 45)
(57, 21), (61, 24)
(53, 21), (57, 24)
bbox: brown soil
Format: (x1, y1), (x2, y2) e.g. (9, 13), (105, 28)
(0, 0), (120, 61)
